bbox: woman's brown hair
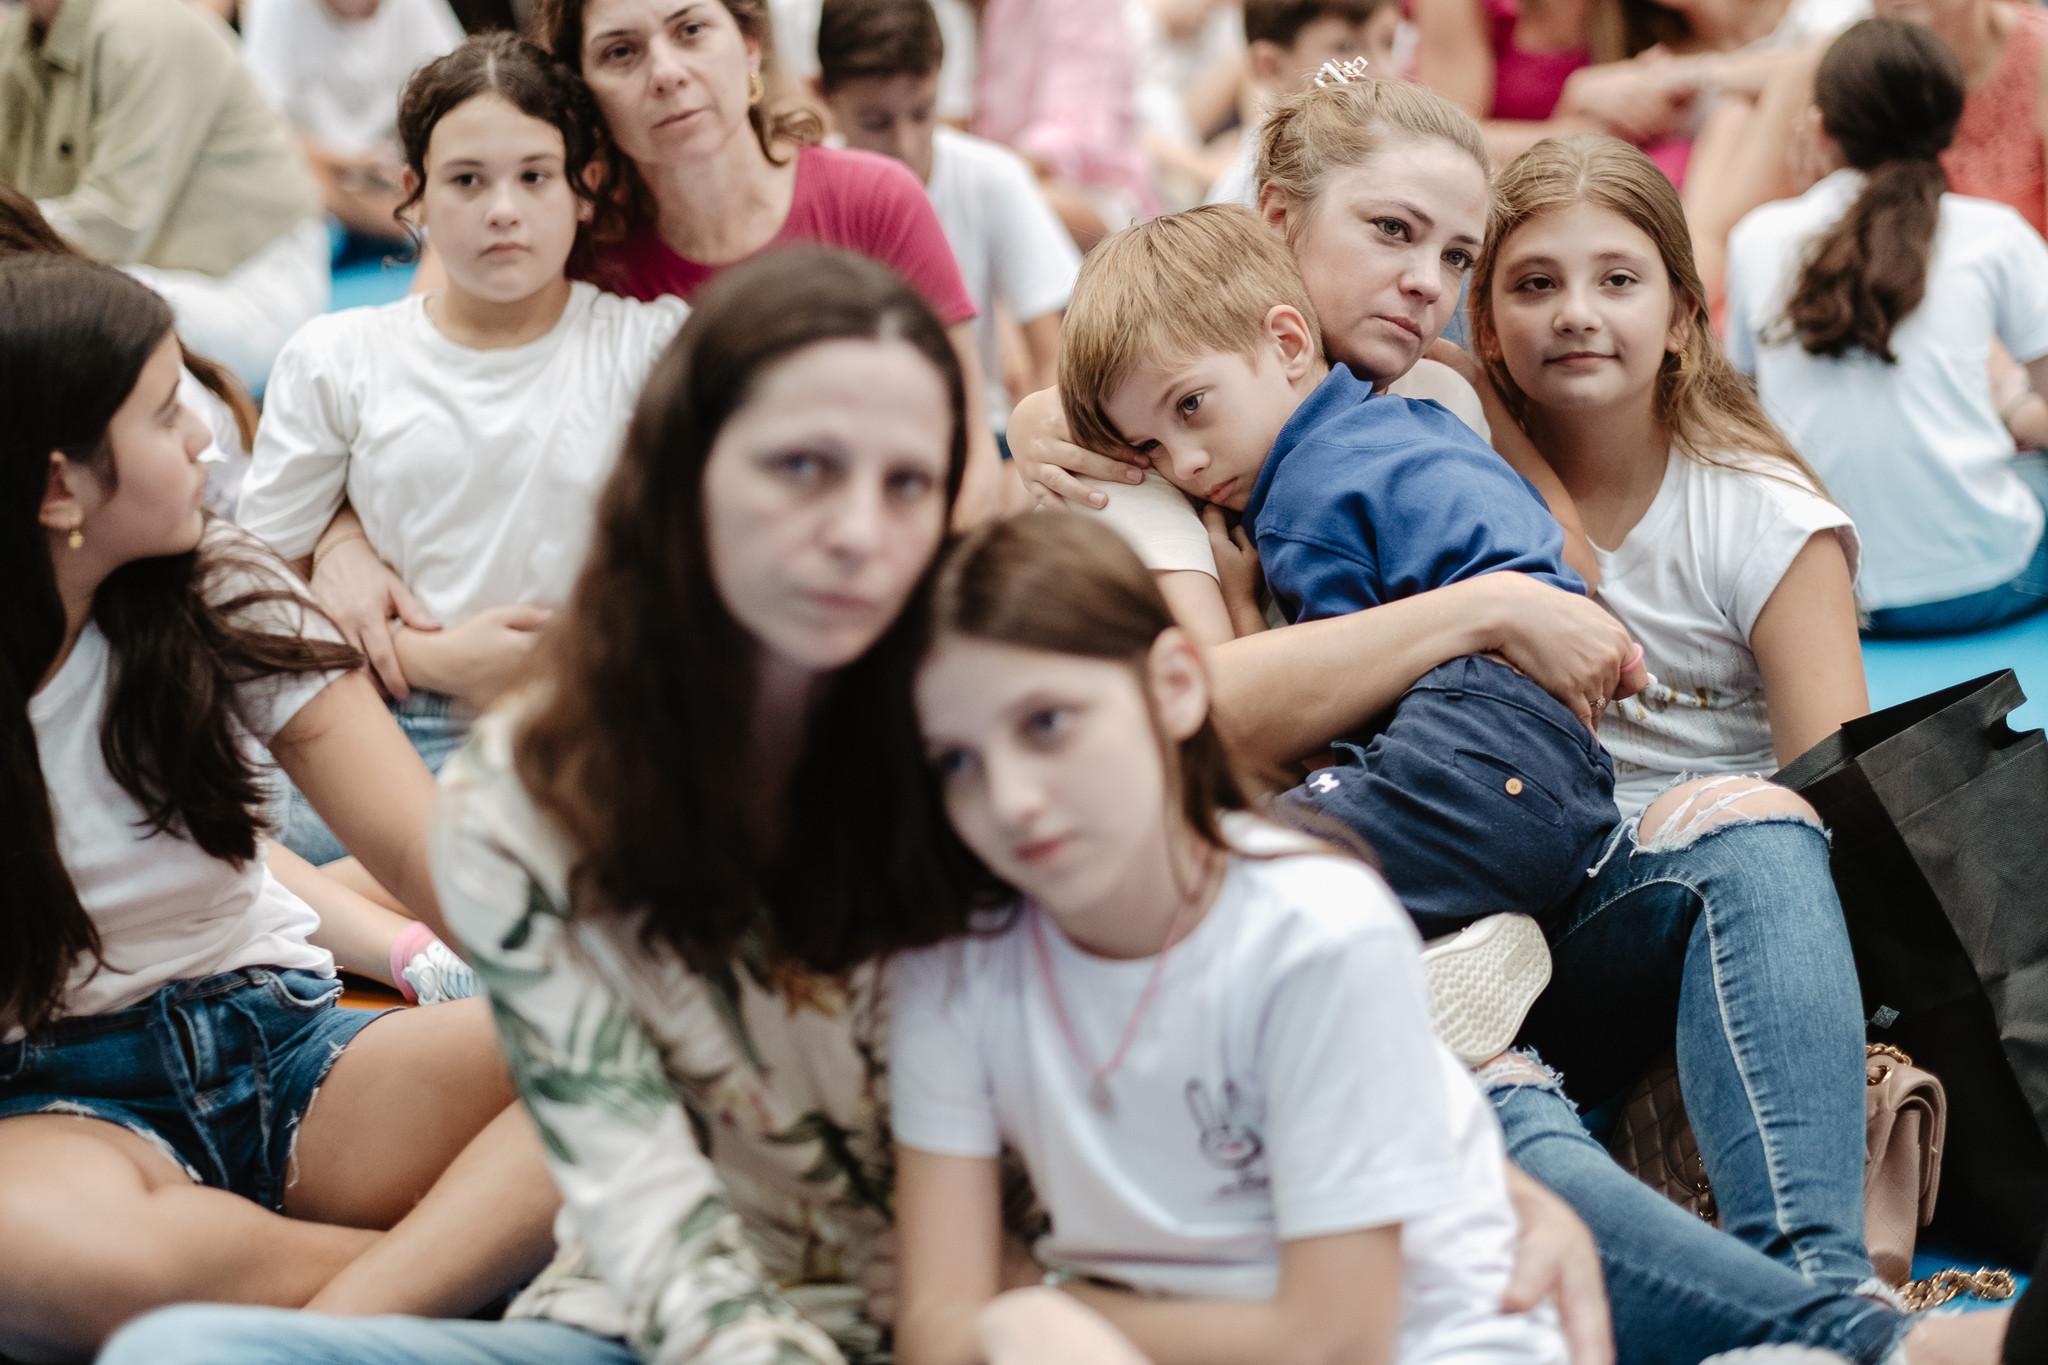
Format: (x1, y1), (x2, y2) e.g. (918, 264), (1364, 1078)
(1782, 19), (1964, 364)
(515, 247), (971, 975)
(914, 512), (1249, 910)
(0, 184), (257, 451)
(0, 257), (360, 1032)
(532, 0), (823, 250)
(1470, 134), (1824, 491)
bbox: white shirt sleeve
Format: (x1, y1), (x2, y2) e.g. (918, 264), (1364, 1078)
(1078, 471), (1219, 578)
(1991, 208), (2048, 363)
(1257, 879), (1467, 1241)
(1720, 463), (1859, 637)
(237, 319), (362, 563)
(197, 523), (351, 743)
(986, 149), (1080, 326)
(889, 944), (1004, 1158)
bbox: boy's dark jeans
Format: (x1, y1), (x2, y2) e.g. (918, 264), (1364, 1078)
(1278, 653), (1617, 938)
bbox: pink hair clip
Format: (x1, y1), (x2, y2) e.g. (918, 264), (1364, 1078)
(1312, 57), (1374, 88)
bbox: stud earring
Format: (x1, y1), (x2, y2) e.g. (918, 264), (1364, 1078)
(748, 68), (765, 106)
(67, 524), (83, 549)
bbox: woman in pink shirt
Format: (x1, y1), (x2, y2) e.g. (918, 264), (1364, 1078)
(537, 0), (1003, 517)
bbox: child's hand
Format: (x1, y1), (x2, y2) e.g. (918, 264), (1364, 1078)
(396, 603), (553, 711)
(861, 1228), (899, 1328)
(1502, 1163), (1615, 1365)
(311, 533), (440, 703)
(978, 1287), (1153, 1365)
(1202, 506), (1268, 638)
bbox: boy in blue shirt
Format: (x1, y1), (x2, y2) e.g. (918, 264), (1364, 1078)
(1060, 204), (1617, 945)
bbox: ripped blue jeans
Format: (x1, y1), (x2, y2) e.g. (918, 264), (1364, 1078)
(0, 970), (391, 1210)
(1495, 805), (1908, 1364)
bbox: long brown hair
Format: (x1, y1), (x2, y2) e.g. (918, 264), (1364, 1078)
(1782, 19), (1964, 364)
(0, 257), (360, 1033)
(914, 512), (1249, 911)
(1470, 134), (1822, 490)
(532, 0), (823, 250)
(514, 247), (971, 975)
(0, 184), (258, 452)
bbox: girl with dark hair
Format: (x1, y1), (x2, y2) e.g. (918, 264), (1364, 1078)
(102, 245), (973, 1365)
(0, 254), (560, 1360)
(525, 0), (1005, 520)
(1727, 17), (2048, 637)
(240, 32), (688, 871)
(892, 511), (1567, 1365)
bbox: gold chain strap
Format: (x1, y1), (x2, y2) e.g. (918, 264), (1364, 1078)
(1899, 1267), (2018, 1313)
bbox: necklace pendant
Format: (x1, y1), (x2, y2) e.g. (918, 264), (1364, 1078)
(1089, 1076), (1114, 1113)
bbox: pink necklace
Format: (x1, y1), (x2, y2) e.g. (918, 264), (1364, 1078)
(1027, 852), (1214, 1115)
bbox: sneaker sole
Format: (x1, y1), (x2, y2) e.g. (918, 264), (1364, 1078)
(1421, 913), (1552, 1067)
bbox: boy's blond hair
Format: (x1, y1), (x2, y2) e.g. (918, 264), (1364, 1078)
(1060, 204), (1322, 455)
(1256, 77), (1490, 243)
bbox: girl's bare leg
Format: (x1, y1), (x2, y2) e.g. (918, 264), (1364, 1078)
(0, 1115), (380, 1362)
(283, 998), (560, 1315)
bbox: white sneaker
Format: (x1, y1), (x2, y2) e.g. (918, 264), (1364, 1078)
(1421, 913), (1552, 1066)
(401, 939), (482, 1006)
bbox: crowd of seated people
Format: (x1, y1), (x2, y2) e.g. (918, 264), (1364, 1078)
(7, 0), (2048, 1360)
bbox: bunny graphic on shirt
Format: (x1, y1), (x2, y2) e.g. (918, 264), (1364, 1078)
(1185, 1078), (1270, 1199)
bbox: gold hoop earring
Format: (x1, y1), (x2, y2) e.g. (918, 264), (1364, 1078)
(67, 525), (83, 550)
(747, 68), (765, 106)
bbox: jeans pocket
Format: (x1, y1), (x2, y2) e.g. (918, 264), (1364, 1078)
(1451, 749), (1565, 827)
(257, 970), (342, 1016)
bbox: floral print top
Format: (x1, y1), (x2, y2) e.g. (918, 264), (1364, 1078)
(432, 707), (895, 1365)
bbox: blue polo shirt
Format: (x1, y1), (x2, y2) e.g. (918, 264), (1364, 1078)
(1242, 365), (1583, 623)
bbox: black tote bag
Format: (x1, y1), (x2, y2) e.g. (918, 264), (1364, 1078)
(1775, 670), (2048, 1264)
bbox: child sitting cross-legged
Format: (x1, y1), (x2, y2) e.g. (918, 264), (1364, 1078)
(891, 511), (1567, 1365)
(1059, 204), (1621, 1063)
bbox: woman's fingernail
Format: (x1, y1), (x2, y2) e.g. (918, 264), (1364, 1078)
(1090, 493), (1107, 507)
(1125, 468), (1143, 483)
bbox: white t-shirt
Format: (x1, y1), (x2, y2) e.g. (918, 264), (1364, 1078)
(239, 283), (688, 626)
(890, 817), (1565, 1365)
(1727, 171), (2048, 609)
(926, 126), (1080, 433)
(1081, 359), (1491, 577)
(19, 532), (341, 1042)
(1596, 449), (1859, 814)
(242, 0), (464, 156)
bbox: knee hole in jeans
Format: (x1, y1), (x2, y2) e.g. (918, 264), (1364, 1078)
(1636, 777), (1821, 854)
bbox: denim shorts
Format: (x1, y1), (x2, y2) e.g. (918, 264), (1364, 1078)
(1278, 653), (1618, 938)
(278, 688), (468, 866)
(0, 969), (392, 1210)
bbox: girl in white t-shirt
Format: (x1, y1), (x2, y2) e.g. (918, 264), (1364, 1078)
(1726, 17), (2048, 637)
(0, 255), (558, 1359)
(239, 33), (688, 866)
(1468, 133), (1868, 814)
(891, 511), (1566, 1365)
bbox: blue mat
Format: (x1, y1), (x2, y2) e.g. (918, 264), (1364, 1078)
(1910, 1242), (2028, 1312)
(329, 252), (415, 312)
(1862, 610), (2048, 731)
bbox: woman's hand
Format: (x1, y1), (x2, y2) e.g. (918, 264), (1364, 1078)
(394, 604), (554, 712)
(312, 532), (440, 703)
(1479, 575), (1647, 727)
(1009, 387), (1150, 508)
(1503, 1163), (1615, 1365)
(1557, 62), (1698, 144)
(979, 1288), (1153, 1365)
(1203, 507), (1269, 639)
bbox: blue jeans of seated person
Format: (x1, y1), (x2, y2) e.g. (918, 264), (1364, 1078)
(0, 970), (390, 1211)
(99, 1306), (638, 1365)
(1278, 653), (1618, 938)
(278, 689), (467, 867)
(1502, 812), (1892, 1363)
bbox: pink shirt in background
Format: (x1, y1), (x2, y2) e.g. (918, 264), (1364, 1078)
(585, 144), (979, 324)
(1944, 2), (2048, 239)
(1485, 0), (1588, 121)
(972, 0), (1160, 219)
